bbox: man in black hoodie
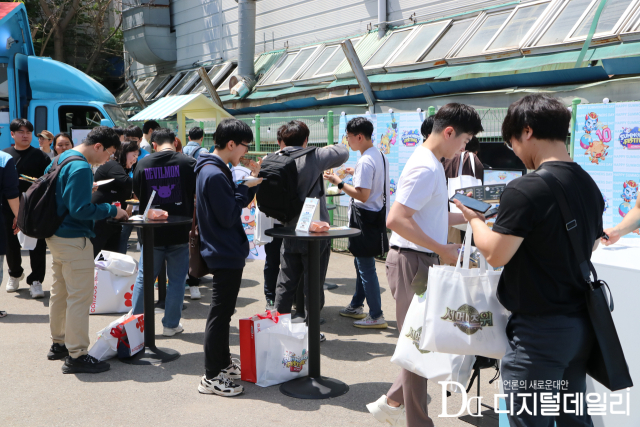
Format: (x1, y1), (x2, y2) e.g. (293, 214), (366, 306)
(196, 119), (261, 397)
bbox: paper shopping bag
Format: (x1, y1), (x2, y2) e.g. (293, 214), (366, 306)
(239, 311), (282, 383)
(254, 205), (274, 246)
(95, 251), (138, 277)
(89, 312), (131, 361)
(420, 224), (510, 359)
(90, 269), (136, 315)
(118, 314), (145, 357)
(391, 293), (475, 393)
(17, 231), (37, 250)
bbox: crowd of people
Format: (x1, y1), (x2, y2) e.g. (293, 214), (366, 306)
(0, 94), (629, 427)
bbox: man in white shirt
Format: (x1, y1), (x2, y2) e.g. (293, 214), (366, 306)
(140, 120), (159, 152)
(367, 104), (483, 427)
(324, 117), (390, 329)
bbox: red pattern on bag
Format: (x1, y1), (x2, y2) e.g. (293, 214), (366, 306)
(136, 316), (144, 332)
(124, 284), (133, 307)
(110, 325), (130, 348)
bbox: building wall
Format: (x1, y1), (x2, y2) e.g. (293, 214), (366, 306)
(128, 0), (508, 77)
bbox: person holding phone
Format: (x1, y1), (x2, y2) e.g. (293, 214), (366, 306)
(601, 196), (640, 245)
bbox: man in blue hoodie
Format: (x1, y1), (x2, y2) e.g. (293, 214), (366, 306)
(196, 118), (261, 397)
(45, 126), (129, 374)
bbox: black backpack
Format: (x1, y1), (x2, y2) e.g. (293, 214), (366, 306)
(257, 147), (317, 223)
(17, 155), (85, 239)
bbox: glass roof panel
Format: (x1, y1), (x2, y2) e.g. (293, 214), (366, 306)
(422, 19), (474, 61)
(116, 87), (132, 103)
(300, 46), (339, 79)
(365, 30), (412, 67)
(276, 48), (317, 81)
(191, 64), (226, 93)
(572, 0), (634, 37)
(389, 22), (448, 66)
(140, 75), (171, 100)
(487, 3), (550, 51)
(167, 70), (199, 96)
(455, 12), (510, 57)
(261, 53), (296, 85)
(535, 0), (593, 45)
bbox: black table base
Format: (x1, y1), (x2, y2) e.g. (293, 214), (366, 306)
(120, 346), (180, 365)
(280, 376), (349, 399)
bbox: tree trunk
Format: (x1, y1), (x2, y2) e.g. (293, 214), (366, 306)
(53, 25), (65, 62)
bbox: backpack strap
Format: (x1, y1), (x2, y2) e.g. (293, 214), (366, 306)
(279, 147), (316, 160)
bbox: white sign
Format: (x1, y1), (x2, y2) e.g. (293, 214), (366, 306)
(71, 128), (92, 147)
(295, 198), (320, 232)
(143, 190), (156, 220)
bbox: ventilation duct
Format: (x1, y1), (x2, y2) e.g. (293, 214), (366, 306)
(233, 0), (257, 96)
(123, 0), (176, 65)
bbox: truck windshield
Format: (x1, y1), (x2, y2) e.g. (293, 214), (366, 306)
(103, 104), (130, 128)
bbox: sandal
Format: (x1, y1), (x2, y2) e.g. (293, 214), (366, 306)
(0, 311), (7, 318)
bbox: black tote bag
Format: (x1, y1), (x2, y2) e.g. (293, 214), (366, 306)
(537, 169), (633, 392)
(348, 150), (389, 258)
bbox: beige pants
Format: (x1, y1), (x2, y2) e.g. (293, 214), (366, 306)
(46, 235), (95, 359)
(386, 248), (439, 427)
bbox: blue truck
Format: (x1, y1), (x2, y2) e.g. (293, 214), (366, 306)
(0, 3), (129, 149)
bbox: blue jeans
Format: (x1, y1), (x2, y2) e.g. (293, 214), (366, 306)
(119, 224), (134, 254)
(350, 257), (383, 319)
(131, 243), (189, 329)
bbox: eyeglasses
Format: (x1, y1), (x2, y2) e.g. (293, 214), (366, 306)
(238, 142), (250, 150)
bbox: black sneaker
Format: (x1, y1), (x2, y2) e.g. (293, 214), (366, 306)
(265, 299), (275, 311)
(47, 343), (69, 360)
(62, 354), (110, 374)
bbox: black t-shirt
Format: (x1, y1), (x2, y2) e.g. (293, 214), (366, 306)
(132, 151), (197, 247)
(492, 162), (604, 315)
(92, 160), (133, 210)
(2, 146), (51, 218)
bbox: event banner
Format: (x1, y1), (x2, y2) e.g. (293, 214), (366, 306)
(574, 101), (640, 239)
(233, 165), (267, 260)
(336, 112), (425, 207)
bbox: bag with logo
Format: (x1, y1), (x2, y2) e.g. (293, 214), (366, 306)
(419, 224), (509, 359)
(90, 268), (137, 315)
(88, 310), (144, 361)
(391, 292), (475, 393)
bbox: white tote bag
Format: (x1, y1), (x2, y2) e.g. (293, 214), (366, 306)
(448, 152), (482, 214)
(255, 313), (309, 387)
(391, 292), (475, 393)
(420, 224), (510, 359)
(95, 251), (138, 277)
(89, 269), (137, 315)
(254, 205), (274, 246)
(17, 231), (38, 250)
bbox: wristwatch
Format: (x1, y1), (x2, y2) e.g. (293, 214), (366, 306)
(337, 181), (345, 190)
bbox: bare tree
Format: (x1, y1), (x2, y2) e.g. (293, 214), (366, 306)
(38, 0), (81, 62)
(80, 0), (122, 74)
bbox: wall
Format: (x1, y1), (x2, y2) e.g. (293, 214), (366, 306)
(127, 0), (509, 77)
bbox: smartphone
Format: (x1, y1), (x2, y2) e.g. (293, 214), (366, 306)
(449, 193), (491, 213)
(236, 177), (266, 184)
(601, 232), (609, 241)
(485, 207), (499, 219)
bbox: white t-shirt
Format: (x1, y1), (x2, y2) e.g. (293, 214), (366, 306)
(389, 146), (448, 253)
(140, 137), (151, 152)
(353, 146), (390, 214)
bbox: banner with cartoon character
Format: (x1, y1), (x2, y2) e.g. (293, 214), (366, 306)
(232, 165), (266, 260)
(574, 104), (614, 170)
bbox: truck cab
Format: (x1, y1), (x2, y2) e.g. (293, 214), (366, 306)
(0, 3), (128, 150)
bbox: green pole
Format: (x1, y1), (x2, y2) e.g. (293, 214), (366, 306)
(428, 106), (436, 116)
(255, 114), (261, 152)
(327, 111), (335, 228)
(569, 98), (581, 159)
(574, 0), (608, 68)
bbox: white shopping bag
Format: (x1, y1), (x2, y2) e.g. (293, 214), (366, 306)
(255, 313), (309, 387)
(391, 293), (475, 393)
(254, 205), (274, 246)
(88, 312), (130, 361)
(89, 269), (137, 315)
(95, 251), (138, 277)
(17, 231), (37, 250)
(420, 224), (510, 359)
(448, 152), (482, 214)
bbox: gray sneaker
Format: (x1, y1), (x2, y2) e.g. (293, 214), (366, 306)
(354, 314), (388, 329)
(339, 304), (366, 319)
(265, 299), (275, 311)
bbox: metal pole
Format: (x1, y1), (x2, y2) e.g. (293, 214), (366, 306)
(341, 39), (376, 112)
(569, 98), (581, 159)
(428, 106), (436, 116)
(126, 79), (147, 109)
(575, 0), (608, 68)
(327, 111), (334, 227)
(197, 67), (225, 109)
(255, 114), (261, 151)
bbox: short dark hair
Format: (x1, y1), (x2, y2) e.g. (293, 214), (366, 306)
(152, 128), (175, 146)
(189, 126), (204, 141)
(420, 116), (435, 141)
(346, 117), (374, 139)
(83, 126), (121, 150)
(115, 140), (140, 170)
(143, 120), (160, 135)
(432, 103), (483, 136)
(276, 125), (286, 143)
(466, 136), (480, 153)
(113, 126), (125, 137)
(214, 118), (253, 150)
(124, 125), (143, 139)
(281, 120), (310, 147)
(52, 132), (72, 155)
(502, 94), (571, 143)
(10, 118), (33, 133)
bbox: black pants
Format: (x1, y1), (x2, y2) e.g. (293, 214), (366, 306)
(263, 224), (283, 301)
(91, 219), (123, 258)
(274, 239), (330, 319)
(186, 273), (200, 287)
(204, 267), (243, 379)
(502, 311), (596, 427)
(4, 215), (46, 284)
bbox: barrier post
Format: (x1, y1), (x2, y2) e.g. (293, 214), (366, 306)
(569, 98), (581, 159)
(255, 114), (261, 152)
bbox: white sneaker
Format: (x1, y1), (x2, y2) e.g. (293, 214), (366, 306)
(162, 323), (184, 337)
(354, 314), (388, 329)
(220, 358), (241, 380)
(30, 281), (45, 299)
(198, 373), (244, 397)
(5, 274), (24, 293)
(367, 395), (406, 426)
(188, 286), (201, 300)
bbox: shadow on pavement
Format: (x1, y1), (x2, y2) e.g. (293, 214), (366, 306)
(0, 313), (49, 323)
